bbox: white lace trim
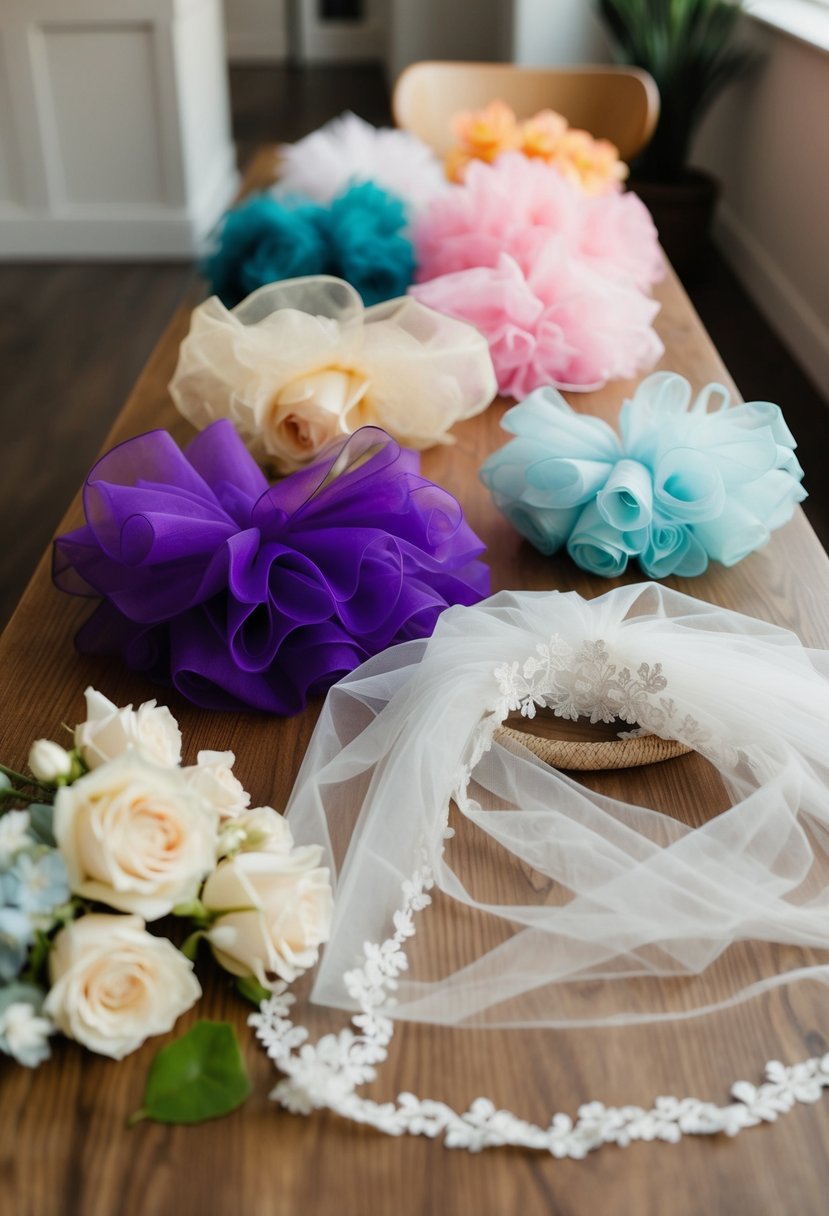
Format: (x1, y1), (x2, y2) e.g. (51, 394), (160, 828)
(493, 636), (713, 752)
(251, 859), (829, 1155)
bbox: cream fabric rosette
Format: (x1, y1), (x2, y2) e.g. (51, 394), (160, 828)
(169, 276), (497, 474)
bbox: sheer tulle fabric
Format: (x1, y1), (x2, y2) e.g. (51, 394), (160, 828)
(52, 423), (489, 714)
(274, 111), (448, 213)
(409, 154), (664, 397)
(285, 584), (829, 1027)
(170, 278), (497, 474)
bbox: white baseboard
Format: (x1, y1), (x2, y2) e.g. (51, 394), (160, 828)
(714, 202), (829, 403)
(0, 152), (238, 259)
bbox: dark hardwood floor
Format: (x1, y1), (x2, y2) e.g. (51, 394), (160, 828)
(1, 63), (827, 630)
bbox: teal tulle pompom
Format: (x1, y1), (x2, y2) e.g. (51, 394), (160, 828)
(203, 194), (330, 307)
(327, 181), (415, 306)
(202, 183), (415, 308)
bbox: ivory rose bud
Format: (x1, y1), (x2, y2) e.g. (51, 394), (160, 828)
(28, 739), (73, 784)
(203, 850), (333, 987)
(260, 367), (372, 473)
(54, 754), (219, 920)
(44, 914), (201, 1059)
(182, 750), (250, 821)
(75, 687), (182, 770)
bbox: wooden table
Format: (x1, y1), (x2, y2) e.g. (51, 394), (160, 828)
(3, 151), (829, 1215)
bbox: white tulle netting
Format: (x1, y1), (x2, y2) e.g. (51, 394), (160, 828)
(285, 582), (829, 1030)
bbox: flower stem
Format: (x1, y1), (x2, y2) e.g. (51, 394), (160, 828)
(0, 787), (41, 808)
(0, 761), (52, 792)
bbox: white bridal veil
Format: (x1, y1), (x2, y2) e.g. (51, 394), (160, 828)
(285, 583), (829, 1030)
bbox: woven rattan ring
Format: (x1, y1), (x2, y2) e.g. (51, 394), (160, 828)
(494, 726), (692, 771)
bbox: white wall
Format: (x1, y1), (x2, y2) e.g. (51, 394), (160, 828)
(224, 0), (288, 62)
(387, 0), (506, 84)
(693, 13), (829, 400)
(510, 0), (613, 65)
(0, 0), (238, 257)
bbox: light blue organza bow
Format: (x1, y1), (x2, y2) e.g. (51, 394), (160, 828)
(479, 371), (806, 578)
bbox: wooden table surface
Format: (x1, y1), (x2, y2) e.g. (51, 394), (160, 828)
(3, 151), (829, 1215)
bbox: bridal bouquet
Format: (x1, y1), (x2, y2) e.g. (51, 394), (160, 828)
(0, 688), (331, 1114)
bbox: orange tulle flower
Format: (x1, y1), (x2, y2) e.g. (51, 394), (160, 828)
(519, 109), (568, 160)
(551, 129), (629, 196)
(448, 100), (521, 175)
(446, 101), (629, 195)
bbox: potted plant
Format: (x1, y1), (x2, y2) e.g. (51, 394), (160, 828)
(598, 0), (756, 275)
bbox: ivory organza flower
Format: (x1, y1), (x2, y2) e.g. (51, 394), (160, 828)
(169, 276), (497, 474)
(445, 100), (628, 196)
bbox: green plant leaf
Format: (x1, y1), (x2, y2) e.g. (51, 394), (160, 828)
(129, 1021), (251, 1126)
(598, 0), (758, 180)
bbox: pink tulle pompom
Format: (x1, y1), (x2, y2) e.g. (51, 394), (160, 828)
(578, 189), (664, 292)
(411, 154), (665, 398)
(412, 253), (663, 399)
(414, 153), (583, 282)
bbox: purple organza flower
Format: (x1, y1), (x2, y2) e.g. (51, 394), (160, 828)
(53, 422), (490, 713)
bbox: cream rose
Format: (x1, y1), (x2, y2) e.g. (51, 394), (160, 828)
(54, 753), (219, 920)
(203, 849), (332, 987)
(75, 688), (182, 770)
(217, 805), (294, 859)
(44, 914), (200, 1059)
(259, 367), (372, 473)
(182, 750), (250, 821)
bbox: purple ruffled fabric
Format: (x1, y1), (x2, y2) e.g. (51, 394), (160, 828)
(53, 421), (490, 713)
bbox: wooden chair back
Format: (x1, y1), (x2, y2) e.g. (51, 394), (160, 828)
(392, 61), (660, 163)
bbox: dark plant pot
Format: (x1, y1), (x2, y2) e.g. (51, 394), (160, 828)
(632, 169), (720, 283)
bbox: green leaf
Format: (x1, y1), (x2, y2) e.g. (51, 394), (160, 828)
(129, 1021), (251, 1126)
(235, 975), (271, 1006)
(28, 803), (56, 846)
(0, 981), (47, 1017)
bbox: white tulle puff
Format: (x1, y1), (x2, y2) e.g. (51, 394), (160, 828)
(274, 112), (449, 213)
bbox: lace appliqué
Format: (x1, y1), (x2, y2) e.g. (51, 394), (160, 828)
(252, 864), (829, 1155)
(494, 636), (711, 749)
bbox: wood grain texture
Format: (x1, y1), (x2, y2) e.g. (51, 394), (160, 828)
(2, 148), (829, 1216)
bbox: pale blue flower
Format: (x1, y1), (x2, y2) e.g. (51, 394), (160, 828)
(0, 908), (33, 982)
(4, 850), (70, 918)
(0, 810), (32, 866)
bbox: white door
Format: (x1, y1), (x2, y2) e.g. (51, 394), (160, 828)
(294, 0), (388, 62)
